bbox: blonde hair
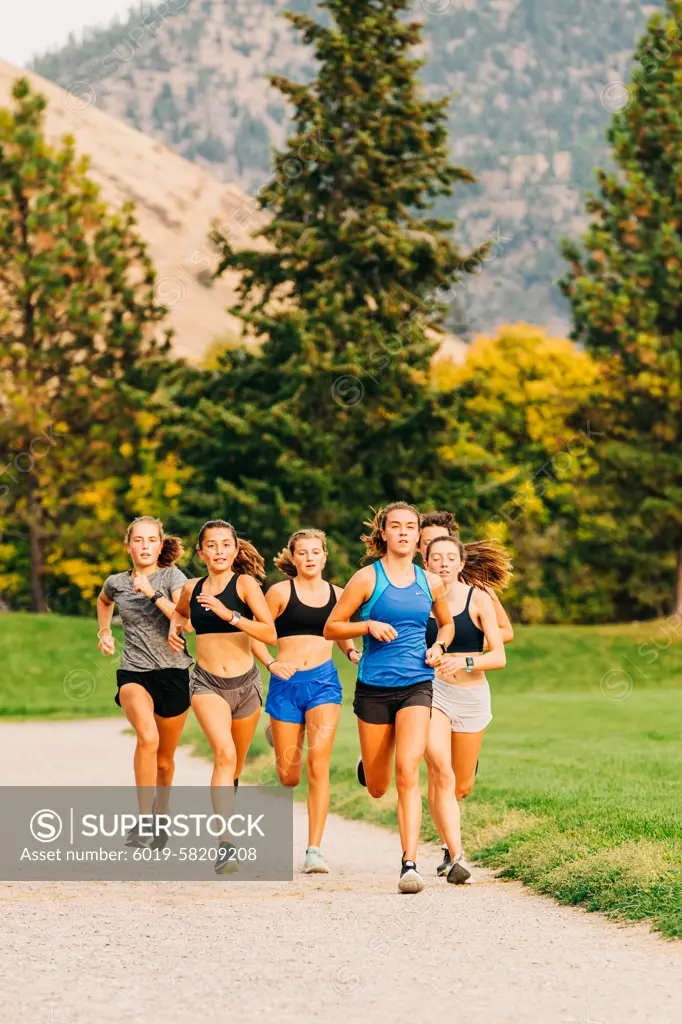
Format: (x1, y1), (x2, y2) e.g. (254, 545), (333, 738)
(125, 516), (183, 567)
(360, 502), (421, 563)
(274, 529), (328, 578)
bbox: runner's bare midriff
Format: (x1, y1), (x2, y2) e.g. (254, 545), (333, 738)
(276, 633), (335, 671)
(195, 631), (253, 677)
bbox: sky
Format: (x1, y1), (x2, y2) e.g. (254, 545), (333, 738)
(2, 1), (139, 67)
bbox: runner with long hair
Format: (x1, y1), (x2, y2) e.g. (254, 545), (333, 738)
(419, 510), (514, 643)
(168, 520), (276, 873)
(423, 533), (509, 879)
(251, 529), (359, 874)
(97, 516), (192, 847)
(324, 502), (454, 893)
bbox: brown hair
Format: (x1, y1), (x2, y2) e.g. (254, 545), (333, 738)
(420, 509), (460, 537)
(196, 520), (266, 580)
(360, 502), (421, 563)
(425, 535), (512, 592)
(125, 516), (183, 568)
(274, 529), (328, 578)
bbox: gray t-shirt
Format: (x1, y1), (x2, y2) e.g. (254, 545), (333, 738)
(102, 567), (192, 672)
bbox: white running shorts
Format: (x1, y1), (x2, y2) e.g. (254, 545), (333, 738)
(431, 677), (492, 733)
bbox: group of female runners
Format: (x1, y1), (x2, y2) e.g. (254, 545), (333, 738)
(97, 502), (512, 893)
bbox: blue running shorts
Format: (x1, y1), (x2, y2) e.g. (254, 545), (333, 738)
(265, 658), (342, 723)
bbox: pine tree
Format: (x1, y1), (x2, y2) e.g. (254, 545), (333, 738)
(561, 0), (682, 613)
(168, 0), (483, 576)
(0, 78), (170, 610)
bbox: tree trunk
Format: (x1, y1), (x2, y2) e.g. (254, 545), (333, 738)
(676, 545), (682, 617)
(26, 475), (47, 613)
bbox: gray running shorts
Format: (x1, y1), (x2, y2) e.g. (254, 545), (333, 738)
(189, 662), (262, 719)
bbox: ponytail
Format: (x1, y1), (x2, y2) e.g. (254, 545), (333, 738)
(461, 539), (512, 592)
(425, 534), (512, 592)
(158, 535), (184, 568)
(360, 502), (421, 563)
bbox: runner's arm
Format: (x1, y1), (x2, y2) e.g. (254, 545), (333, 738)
(484, 587), (514, 645)
(426, 572), (455, 650)
(251, 585), (285, 667)
(168, 581), (193, 653)
(331, 584), (361, 662)
(441, 592), (506, 673)
(323, 570), (374, 641)
(231, 575), (277, 645)
(96, 589), (116, 655)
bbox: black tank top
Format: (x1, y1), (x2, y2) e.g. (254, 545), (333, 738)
(275, 579), (337, 638)
(189, 574), (251, 635)
(425, 586), (485, 654)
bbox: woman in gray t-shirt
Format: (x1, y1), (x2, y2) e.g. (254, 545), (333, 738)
(97, 516), (193, 847)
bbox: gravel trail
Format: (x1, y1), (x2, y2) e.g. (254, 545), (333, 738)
(0, 718), (680, 1024)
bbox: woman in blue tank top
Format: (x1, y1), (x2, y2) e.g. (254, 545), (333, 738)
(324, 502), (454, 894)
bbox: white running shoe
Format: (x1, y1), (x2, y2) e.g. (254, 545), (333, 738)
(304, 847), (329, 873)
(399, 858), (425, 893)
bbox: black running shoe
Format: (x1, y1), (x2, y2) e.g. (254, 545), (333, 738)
(399, 857), (425, 894)
(214, 841), (238, 875)
(436, 845), (452, 877)
(356, 757), (367, 787)
(446, 853), (472, 885)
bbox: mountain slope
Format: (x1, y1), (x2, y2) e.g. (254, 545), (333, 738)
(0, 57), (268, 362)
(29, 0), (662, 333)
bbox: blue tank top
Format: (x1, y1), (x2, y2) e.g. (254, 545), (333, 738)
(357, 560), (434, 689)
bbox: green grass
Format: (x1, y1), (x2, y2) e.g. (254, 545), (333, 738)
(2, 611), (681, 937)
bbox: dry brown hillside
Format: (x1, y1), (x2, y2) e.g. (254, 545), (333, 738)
(0, 58), (467, 366)
(0, 57), (269, 363)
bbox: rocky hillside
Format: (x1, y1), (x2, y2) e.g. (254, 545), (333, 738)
(30, 0), (661, 333)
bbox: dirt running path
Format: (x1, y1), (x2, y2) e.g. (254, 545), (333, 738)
(1, 719), (681, 1024)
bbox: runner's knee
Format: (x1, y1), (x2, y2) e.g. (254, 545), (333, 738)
(456, 777), (475, 800)
(276, 764), (302, 788)
(214, 744), (237, 772)
(394, 760), (420, 792)
(156, 752), (174, 775)
(431, 760), (455, 790)
(306, 749), (329, 784)
(136, 728), (159, 754)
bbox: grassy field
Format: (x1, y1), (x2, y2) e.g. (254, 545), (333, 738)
(1, 611), (681, 937)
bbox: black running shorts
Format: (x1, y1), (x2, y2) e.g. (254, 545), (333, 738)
(115, 667), (191, 718)
(353, 679), (433, 725)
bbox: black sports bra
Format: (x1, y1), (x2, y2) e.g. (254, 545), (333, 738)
(276, 579), (337, 638)
(189, 574), (251, 635)
(425, 587), (485, 654)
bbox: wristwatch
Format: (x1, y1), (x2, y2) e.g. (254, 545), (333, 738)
(230, 610), (242, 626)
(435, 640), (448, 656)
(465, 656), (475, 672)
(150, 590), (164, 604)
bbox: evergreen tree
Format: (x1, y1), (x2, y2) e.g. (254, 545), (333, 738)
(167, 0), (485, 577)
(561, 0), (682, 613)
(0, 78), (170, 610)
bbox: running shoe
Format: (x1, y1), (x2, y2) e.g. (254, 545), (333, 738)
(304, 847), (329, 874)
(125, 821), (150, 848)
(399, 858), (425, 894)
(265, 722), (274, 748)
(214, 842), (239, 875)
(446, 853), (472, 885)
(356, 757), (367, 787)
(436, 845), (452, 877)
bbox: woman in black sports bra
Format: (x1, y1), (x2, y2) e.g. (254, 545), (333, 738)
(169, 520), (276, 873)
(251, 529), (359, 875)
(422, 534), (509, 883)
